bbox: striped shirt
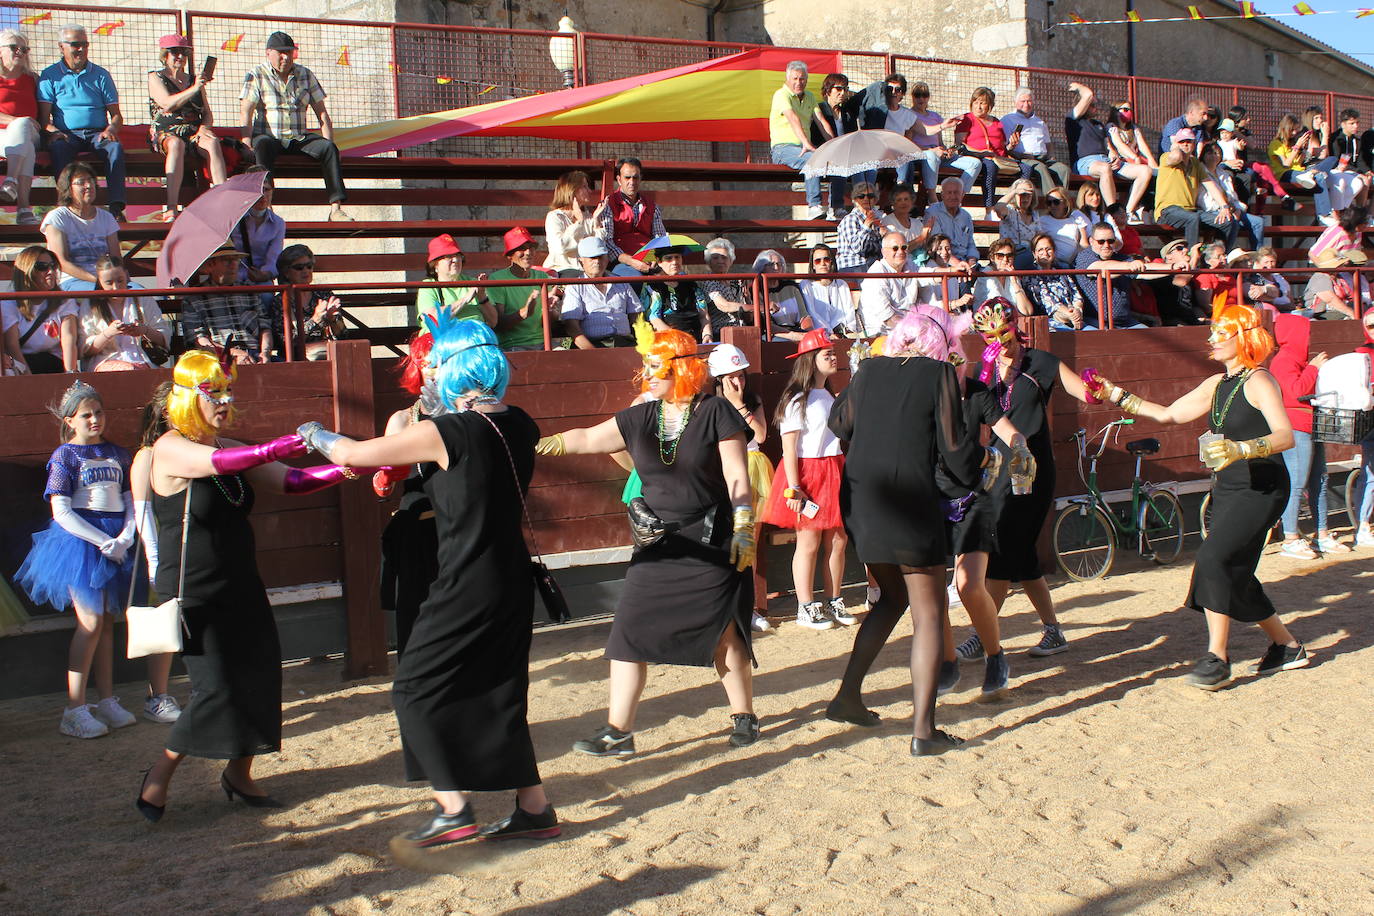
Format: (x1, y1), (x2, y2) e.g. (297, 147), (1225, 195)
(241, 63), (326, 141)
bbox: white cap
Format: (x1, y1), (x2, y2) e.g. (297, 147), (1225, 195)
(707, 343), (750, 377)
(577, 236), (610, 258)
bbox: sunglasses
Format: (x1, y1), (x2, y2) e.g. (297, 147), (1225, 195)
(813, 256), (834, 263)
(1092, 237), (1116, 244)
(288, 261), (314, 271)
(34, 261), (58, 271)
(854, 192), (876, 199)
(992, 251), (1015, 258)
(886, 244), (909, 251)
(6, 44), (28, 53)
(63, 41), (89, 48)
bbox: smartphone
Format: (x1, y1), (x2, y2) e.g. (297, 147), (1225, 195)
(801, 500), (820, 520)
(201, 55), (217, 80)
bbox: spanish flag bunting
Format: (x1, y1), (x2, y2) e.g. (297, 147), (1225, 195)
(1240, 1), (1258, 16)
(337, 46), (350, 66)
(1187, 6), (1205, 18)
(1358, 7), (1374, 15)
(20, 12), (51, 24)
(1292, 2), (1315, 12)
(222, 34), (245, 52)
(1126, 10), (1142, 21)
(477, 85), (497, 95)
(93, 21), (123, 36)
(1069, 13), (1087, 22)
(436, 76), (453, 85)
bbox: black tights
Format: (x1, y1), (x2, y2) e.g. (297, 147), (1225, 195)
(831, 563), (945, 740)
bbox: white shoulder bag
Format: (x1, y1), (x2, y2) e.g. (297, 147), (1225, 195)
(126, 478), (193, 659)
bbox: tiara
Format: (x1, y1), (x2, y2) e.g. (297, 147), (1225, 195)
(57, 380), (100, 417)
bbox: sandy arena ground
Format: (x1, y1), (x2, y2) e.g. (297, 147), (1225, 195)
(2, 543), (1372, 915)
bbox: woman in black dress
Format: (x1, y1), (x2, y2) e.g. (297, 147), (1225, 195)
(1087, 304), (1304, 690)
(825, 313), (997, 756)
(136, 351), (376, 823)
(537, 326), (759, 754)
(299, 319), (559, 847)
(959, 299), (1099, 662)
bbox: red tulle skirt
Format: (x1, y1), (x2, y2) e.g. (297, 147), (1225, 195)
(761, 454), (844, 531)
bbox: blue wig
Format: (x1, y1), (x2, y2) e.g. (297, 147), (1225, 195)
(428, 311), (511, 406)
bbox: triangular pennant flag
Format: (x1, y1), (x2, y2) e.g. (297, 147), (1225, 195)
(93, 20), (124, 36)
(1126, 10), (1142, 21)
(337, 46), (350, 66)
(477, 85), (497, 95)
(222, 34), (245, 52)
(1358, 7), (1374, 15)
(1069, 13), (1087, 22)
(19, 12), (52, 24)
(1293, 2), (1315, 13)
(436, 76), (453, 85)
(1240, 1), (1258, 16)
(1188, 6), (1205, 19)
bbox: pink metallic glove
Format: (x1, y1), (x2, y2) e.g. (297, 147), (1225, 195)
(211, 434), (308, 475)
(372, 466), (409, 498)
(283, 464), (383, 494)
(1081, 368), (1105, 403)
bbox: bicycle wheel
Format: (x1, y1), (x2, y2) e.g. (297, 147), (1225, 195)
(1347, 467), (1367, 530)
(1139, 490), (1184, 565)
(1199, 491), (1212, 540)
(1054, 501), (1116, 582)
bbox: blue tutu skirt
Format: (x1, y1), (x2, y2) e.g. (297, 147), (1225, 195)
(16, 510), (133, 613)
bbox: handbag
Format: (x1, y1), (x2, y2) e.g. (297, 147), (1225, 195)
(474, 411), (571, 624)
(126, 478), (192, 659)
(991, 155), (1021, 175)
(135, 298), (171, 365)
(627, 496), (679, 548)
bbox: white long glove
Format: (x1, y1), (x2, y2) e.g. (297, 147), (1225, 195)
(101, 501), (137, 565)
(51, 495), (113, 547)
(134, 498), (159, 581)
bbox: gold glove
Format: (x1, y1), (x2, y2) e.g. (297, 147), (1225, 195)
(730, 505), (756, 571)
(980, 446), (1004, 493)
(535, 433), (566, 456)
(1203, 436), (1272, 471)
(1008, 440), (1037, 493)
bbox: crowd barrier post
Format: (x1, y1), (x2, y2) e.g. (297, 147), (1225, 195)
(280, 287), (296, 363)
(540, 282), (553, 351)
(1098, 271), (1112, 330)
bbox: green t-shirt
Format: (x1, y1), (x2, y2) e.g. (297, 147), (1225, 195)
(489, 266), (552, 350)
(416, 276), (485, 324)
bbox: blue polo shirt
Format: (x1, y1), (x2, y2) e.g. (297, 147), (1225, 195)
(37, 61), (118, 132)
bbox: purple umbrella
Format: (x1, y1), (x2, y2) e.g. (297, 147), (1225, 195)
(155, 171), (269, 288)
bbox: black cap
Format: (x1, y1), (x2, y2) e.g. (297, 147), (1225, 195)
(266, 31), (296, 51)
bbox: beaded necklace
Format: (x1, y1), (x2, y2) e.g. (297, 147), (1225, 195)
(656, 398), (695, 466)
(1210, 367), (1253, 430)
(994, 357), (1022, 412)
(209, 439), (246, 506)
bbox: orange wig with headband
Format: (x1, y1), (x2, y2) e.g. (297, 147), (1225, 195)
(634, 319), (708, 401)
(1211, 303), (1273, 369)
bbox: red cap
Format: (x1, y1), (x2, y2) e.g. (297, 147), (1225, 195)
(426, 234), (462, 262)
(503, 226), (535, 255)
(159, 34), (191, 50)
(786, 327), (834, 359)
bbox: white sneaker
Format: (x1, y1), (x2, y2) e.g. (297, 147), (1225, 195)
(946, 582), (963, 608)
(144, 693), (183, 723)
(0, 178), (17, 204)
(1319, 214), (1338, 227)
(60, 705), (109, 739)
(16, 208), (38, 226)
(1355, 526), (1374, 548)
(1293, 171), (1318, 190)
(751, 612), (773, 633)
(827, 597), (856, 626)
(92, 696), (137, 729)
(806, 205), (826, 221)
(796, 600), (834, 630)
(864, 586), (880, 610)
(1127, 210), (1145, 225)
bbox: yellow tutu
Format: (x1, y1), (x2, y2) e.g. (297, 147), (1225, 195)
(0, 575), (30, 633)
(747, 450), (774, 515)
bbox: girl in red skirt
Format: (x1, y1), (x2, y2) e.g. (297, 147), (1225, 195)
(761, 329), (852, 630)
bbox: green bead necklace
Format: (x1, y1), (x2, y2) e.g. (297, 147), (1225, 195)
(1210, 368), (1253, 430)
(656, 399), (694, 466)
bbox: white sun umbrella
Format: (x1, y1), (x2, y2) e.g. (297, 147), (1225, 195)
(800, 129), (923, 178)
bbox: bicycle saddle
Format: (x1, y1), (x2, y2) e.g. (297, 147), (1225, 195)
(1125, 437), (1160, 455)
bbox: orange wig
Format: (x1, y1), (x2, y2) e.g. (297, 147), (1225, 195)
(638, 328), (708, 402)
(397, 330), (435, 396)
(1211, 303), (1273, 369)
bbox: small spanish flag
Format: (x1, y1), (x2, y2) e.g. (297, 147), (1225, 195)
(336, 46), (350, 66)
(1126, 10), (1142, 21)
(387, 61), (400, 73)
(1240, 1), (1258, 16)
(1293, 2), (1315, 13)
(1069, 13), (1087, 22)
(1187, 6), (1205, 18)
(436, 76), (453, 85)
(222, 34), (244, 52)
(93, 21), (124, 36)
(20, 12), (51, 25)
(477, 85), (496, 95)
(1358, 7), (1374, 16)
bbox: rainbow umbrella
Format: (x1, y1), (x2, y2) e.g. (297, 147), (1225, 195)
(633, 234), (706, 260)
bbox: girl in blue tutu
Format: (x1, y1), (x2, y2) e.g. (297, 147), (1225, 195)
(17, 380), (138, 739)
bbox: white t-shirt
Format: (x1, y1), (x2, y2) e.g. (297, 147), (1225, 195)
(880, 213), (924, 244)
(885, 107), (917, 137)
(780, 388), (842, 458)
(1, 297), (79, 355)
(1034, 212), (1091, 264)
(78, 290), (171, 370)
(799, 278), (855, 334)
(39, 207), (120, 286)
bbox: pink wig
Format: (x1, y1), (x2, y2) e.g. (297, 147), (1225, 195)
(886, 306), (960, 361)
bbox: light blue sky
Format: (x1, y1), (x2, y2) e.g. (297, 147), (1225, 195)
(1281, 13), (1374, 65)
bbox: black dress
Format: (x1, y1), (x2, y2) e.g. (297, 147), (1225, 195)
(985, 348), (1060, 582)
(154, 474), (281, 760)
(1185, 372), (1289, 621)
(941, 378), (1005, 557)
(607, 396), (752, 667)
(379, 414), (440, 659)
(392, 409), (542, 792)
(829, 356), (985, 567)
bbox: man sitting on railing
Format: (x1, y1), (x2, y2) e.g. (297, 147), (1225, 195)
(180, 241), (270, 363)
(240, 32), (351, 222)
(597, 157), (666, 278)
(769, 60), (835, 222)
(491, 227), (560, 351)
(858, 231), (921, 336)
(1072, 223), (1149, 330)
(562, 237), (640, 349)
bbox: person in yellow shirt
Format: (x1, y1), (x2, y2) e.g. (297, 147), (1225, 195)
(1154, 130), (1237, 248)
(769, 60), (835, 221)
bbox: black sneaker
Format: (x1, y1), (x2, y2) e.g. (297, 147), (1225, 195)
(936, 660), (960, 696)
(980, 652), (1010, 699)
(1281, 197), (1301, 212)
(1254, 643), (1309, 675)
(572, 725), (635, 757)
(1186, 652), (1232, 691)
(479, 800), (561, 841)
(402, 804), (478, 847)
(728, 712), (760, 747)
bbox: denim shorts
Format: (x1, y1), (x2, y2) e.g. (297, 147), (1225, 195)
(1076, 154), (1120, 175)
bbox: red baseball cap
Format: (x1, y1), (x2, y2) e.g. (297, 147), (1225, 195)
(427, 234), (462, 262)
(503, 226), (535, 255)
(159, 34), (191, 50)
(786, 327), (834, 359)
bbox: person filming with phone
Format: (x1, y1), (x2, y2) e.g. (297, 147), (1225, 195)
(147, 34), (227, 221)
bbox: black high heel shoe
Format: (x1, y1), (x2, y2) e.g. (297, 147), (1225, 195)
(136, 769), (165, 824)
(220, 772), (285, 808)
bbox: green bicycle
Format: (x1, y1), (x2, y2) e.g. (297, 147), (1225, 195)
(1053, 418), (1186, 582)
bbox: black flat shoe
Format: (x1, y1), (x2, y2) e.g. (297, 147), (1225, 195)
(825, 698), (881, 727)
(910, 730), (965, 757)
(479, 801), (560, 841)
(403, 804), (479, 847)
(136, 769), (164, 824)
(221, 772), (285, 808)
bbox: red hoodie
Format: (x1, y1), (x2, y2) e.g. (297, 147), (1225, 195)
(1271, 313), (1318, 433)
